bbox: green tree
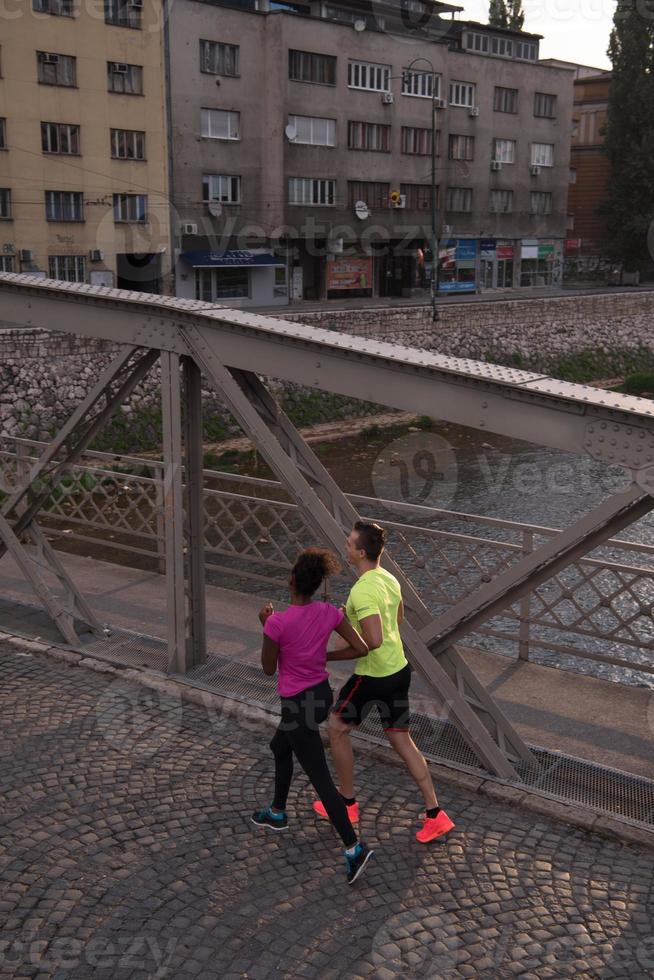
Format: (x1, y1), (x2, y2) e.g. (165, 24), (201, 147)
(508, 0), (524, 30)
(602, 0), (654, 269)
(488, 0), (524, 29)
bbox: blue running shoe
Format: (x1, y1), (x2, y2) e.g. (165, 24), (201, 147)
(344, 842), (373, 884)
(251, 806), (288, 831)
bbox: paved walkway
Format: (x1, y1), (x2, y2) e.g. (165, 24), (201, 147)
(1, 640), (653, 979)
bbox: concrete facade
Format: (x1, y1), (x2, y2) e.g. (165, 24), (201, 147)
(0, 0), (171, 292)
(168, 0), (574, 306)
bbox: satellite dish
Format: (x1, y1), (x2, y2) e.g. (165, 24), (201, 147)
(354, 200), (370, 220)
(208, 201), (223, 218)
(353, 18), (366, 31)
(284, 124), (297, 141)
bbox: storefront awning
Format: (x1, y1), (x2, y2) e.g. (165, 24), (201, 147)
(181, 250), (285, 268)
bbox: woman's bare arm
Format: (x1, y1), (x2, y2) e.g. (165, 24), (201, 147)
(261, 635), (279, 675)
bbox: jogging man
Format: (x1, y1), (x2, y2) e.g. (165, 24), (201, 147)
(313, 520), (455, 843)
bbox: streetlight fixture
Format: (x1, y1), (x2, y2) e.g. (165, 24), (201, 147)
(401, 56), (442, 323)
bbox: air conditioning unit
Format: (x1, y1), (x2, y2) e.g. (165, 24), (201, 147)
(181, 223), (198, 235)
(113, 63), (129, 73)
(2, 243), (16, 255)
(19, 249), (33, 262)
(42, 54), (59, 64)
(469, 106), (480, 117)
(382, 92), (394, 105)
(433, 97), (448, 109)
(390, 194), (406, 209)
(531, 165), (542, 176)
(490, 161), (502, 172)
(89, 249), (103, 262)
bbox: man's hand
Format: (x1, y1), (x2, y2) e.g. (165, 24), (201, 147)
(258, 602), (274, 626)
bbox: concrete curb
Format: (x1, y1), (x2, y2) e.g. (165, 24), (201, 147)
(3, 630), (654, 852)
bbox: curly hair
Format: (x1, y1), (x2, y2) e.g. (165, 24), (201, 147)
(292, 547), (341, 598)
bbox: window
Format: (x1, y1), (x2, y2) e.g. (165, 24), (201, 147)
(196, 267), (249, 301)
(202, 174), (241, 204)
(569, 168), (577, 184)
(104, 0), (141, 28)
(33, 0), (74, 15)
(111, 129), (145, 159)
(0, 118), (6, 149)
(489, 189), (513, 213)
(347, 181), (390, 209)
(274, 265), (287, 297)
(45, 191), (84, 221)
(534, 92), (557, 118)
(113, 193), (147, 222)
(48, 255), (86, 281)
(324, 6), (381, 29)
(348, 121), (390, 152)
(494, 87), (517, 113)
(201, 108), (240, 140)
(402, 70), (439, 99)
(448, 134), (474, 161)
(446, 187), (473, 212)
(200, 40), (240, 77)
(37, 52), (76, 87)
(493, 138), (516, 164)
(107, 62), (143, 94)
(449, 81), (475, 108)
(466, 32), (489, 53)
(0, 189), (11, 219)
(288, 178), (336, 205)
(491, 37), (513, 57)
(515, 40), (538, 61)
(0, 256), (15, 271)
(289, 49), (336, 85)
(401, 126), (435, 155)
(288, 115), (336, 146)
(531, 142), (554, 167)
(348, 60), (390, 92)
(41, 122), (80, 155)
(530, 191), (552, 214)
(400, 183), (435, 211)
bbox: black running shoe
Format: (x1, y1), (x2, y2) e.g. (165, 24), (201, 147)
(251, 807), (288, 831)
(345, 842), (374, 884)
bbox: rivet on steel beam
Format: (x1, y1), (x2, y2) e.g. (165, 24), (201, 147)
(600, 422), (607, 429)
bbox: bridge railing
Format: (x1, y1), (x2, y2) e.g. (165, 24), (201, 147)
(2, 436), (653, 684)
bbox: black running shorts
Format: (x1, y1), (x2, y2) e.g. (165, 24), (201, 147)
(332, 663), (411, 731)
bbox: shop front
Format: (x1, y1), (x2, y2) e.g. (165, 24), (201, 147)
(480, 240), (516, 290)
(438, 239), (477, 293)
(519, 240), (562, 288)
(178, 250), (288, 308)
(325, 252), (373, 300)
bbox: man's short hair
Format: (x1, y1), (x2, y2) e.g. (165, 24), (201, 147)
(353, 520), (386, 561)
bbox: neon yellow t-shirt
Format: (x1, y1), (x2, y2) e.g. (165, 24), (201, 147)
(346, 567), (407, 677)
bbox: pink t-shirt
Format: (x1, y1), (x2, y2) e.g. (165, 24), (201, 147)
(263, 602), (344, 697)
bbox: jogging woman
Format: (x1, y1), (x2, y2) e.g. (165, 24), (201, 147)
(251, 547), (374, 885)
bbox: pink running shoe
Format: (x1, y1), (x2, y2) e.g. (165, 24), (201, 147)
(313, 798), (359, 824)
(416, 810), (455, 843)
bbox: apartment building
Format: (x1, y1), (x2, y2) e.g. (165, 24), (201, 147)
(169, 0), (574, 307)
(0, 0), (170, 291)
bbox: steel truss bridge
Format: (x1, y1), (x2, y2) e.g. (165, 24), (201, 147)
(2, 272), (654, 786)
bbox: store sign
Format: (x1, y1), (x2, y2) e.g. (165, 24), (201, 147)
(456, 240), (477, 261)
(439, 281), (476, 293)
(326, 255), (372, 290)
(538, 243), (556, 259)
(497, 246), (514, 260)
(480, 239), (496, 258)
(565, 239), (582, 252)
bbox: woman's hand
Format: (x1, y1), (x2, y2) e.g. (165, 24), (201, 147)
(258, 602), (274, 626)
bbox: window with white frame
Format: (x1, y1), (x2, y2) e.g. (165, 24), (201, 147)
(531, 142), (554, 167)
(0, 255), (15, 271)
(401, 126), (435, 155)
(45, 190), (83, 221)
(111, 129), (145, 159)
(104, 0), (141, 29)
(274, 265), (287, 296)
(490, 189), (513, 213)
(33, 0), (74, 15)
(446, 187), (473, 212)
(202, 174), (241, 204)
(449, 81), (475, 108)
(465, 33), (489, 53)
(200, 40), (239, 77)
(515, 40), (537, 61)
(534, 92), (557, 118)
(493, 138), (516, 164)
(49, 255), (86, 281)
(288, 115), (336, 146)
(288, 177), (335, 205)
(494, 87), (518, 113)
(402, 70), (439, 99)
(348, 60), (390, 92)
(196, 267), (249, 301)
(0, 118), (7, 149)
(491, 36), (513, 57)
(0, 188), (11, 219)
(42, 122), (80, 154)
(113, 193), (147, 222)
(37, 51), (76, 86)
(530, 191), (552, 214)
(107, 62), (143, 94)
(448, 134), (474, 161)
(201, 108), (240, 140)
(289, 49), (336, 85)
(348, 121), (390, 152)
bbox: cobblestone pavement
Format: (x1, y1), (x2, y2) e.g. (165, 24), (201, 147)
(1, 641), (653, 980)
